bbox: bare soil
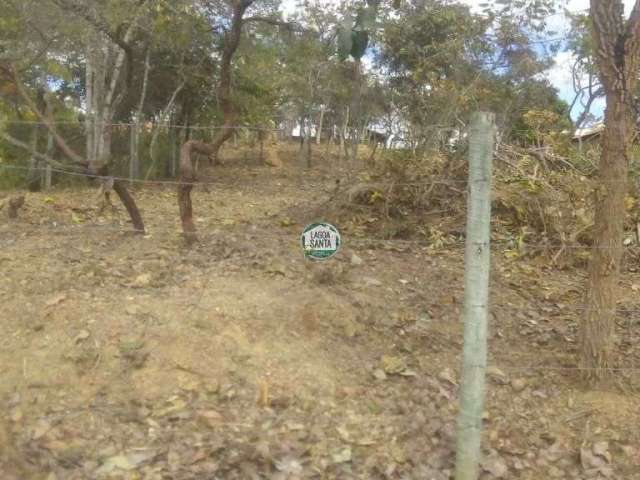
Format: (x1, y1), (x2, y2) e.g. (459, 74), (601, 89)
(1, 149), (640, 479)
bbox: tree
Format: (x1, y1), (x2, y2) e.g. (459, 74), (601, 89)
(50, 0), (149, 174)
(581, 1), (640, 382)
(206, 0), (255, 165)
(336, 0), (380, 165)
(376, 0), (572, 151)
(177, 0), (289, 240)
(0, 0), (146, 231)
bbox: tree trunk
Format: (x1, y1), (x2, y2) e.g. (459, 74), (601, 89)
(582, 0), (640, 383)
(325, 123), (332, 159)
(8, 63), (145, 233)
(130, 123), (139, 182)
(339, 106), (350, 163)
(581, 94), (631, 380)
(208, 0), (254, 165)
(349, 58), (363, 167)
(85, 35), (96, 168)
(305, 126), (312, 168)
(177, 0), (257, 240)
(316, 106), (324, 145)
(168, 113), (177, 178)
(42, 129), (54, 190)
(146, 78), (185, 180)
(178, 140), (216, 242)
(112, 180), (145, 232)
(131, 48), (150, 182)
(26, 125), (41, 191)
(298, 115), (312, 168)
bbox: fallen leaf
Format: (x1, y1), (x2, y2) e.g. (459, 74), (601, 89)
(279, 217), (295, 227)
(133, 273), (152, 288)
(481, 454), (508, 478)
(32, 419), (52, 440)
(10, 408), (22, 423)
(592, 441), (612, 463)
(511, 378), (527, 392)
(95, 450), (156, 476)
(73, 330), (90, 344)
(381, 355), (406, 375)
(438, 368), (457, 386)
(332, 447), (352, 464)
(45, 293), (67, 307)
(581, 445), (607, 470)
(336, 425), (351, 442)
(275, 456), (303, 474)
(487, 366), (508, 384)
(373, 369), (387, 381)
(390, 444), (407, 463)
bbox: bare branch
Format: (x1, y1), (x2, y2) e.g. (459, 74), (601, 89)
(574, 86), (604, 128)
(50, 0), (148, 90)
(243, 16), (302, 31)
(626, 0), (640, 49)
(50, 0), (131, 53)
(0, 131), (83, 172)
(5, 64), (87, 167)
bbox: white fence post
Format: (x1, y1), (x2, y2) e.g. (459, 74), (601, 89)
(455, 111), (495, 480)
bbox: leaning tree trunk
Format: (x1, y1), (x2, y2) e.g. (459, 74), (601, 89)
(178, 0), (254, 241)
(178, 140), (216, 242)
(582, 0), (640, 383)
(7, 64), (145, 233)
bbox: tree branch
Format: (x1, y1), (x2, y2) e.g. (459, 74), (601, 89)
(624, 0), (640, 71)
(0, 131), (83, 172)
(50, 0), (148, 90)
(243, 16), (301, 31)
(575, 86), (604, 128)
(5, 64), (87, 167)
(50, 0), (130, 53)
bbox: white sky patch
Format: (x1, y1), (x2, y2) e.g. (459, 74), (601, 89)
(543, 0), (634, 121)
(280, 0), (297, 18)
(544, 50), (606, 123)
(546, 50), (576, 97)
(280, 0), (340, 19)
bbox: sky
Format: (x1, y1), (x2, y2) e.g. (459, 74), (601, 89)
(280, 0), (638, 125)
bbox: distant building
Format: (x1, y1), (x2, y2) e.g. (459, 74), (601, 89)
(572, 122), (604, 143)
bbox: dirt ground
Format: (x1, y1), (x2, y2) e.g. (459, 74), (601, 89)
(1, 148), (640, 479)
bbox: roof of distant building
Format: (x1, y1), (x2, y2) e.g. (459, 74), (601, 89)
(573, 122), (604, 140)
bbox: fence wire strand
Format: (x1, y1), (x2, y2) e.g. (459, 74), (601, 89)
(3, 129), (640, 377)
(4, 214), (640, 252)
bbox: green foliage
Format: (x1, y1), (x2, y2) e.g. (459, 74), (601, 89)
(0, 0), (576, 186)
(337, 16), (354, 61)
(336, 0), (379, 61)
(375, 0), (569, 147)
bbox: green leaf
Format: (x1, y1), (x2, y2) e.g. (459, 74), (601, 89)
(354, 5), (376, 32)
(350, 30), (369, 59)
(337, 23), (353, 61)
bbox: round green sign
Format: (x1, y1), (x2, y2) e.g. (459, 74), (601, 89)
(301, 223), (341, 260)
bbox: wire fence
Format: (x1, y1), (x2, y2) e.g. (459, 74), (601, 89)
(4, 220), (640, 253)
(0, 137), (640, 480)
(2, 119), (437, 188)
(2, 120), (640, 382)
